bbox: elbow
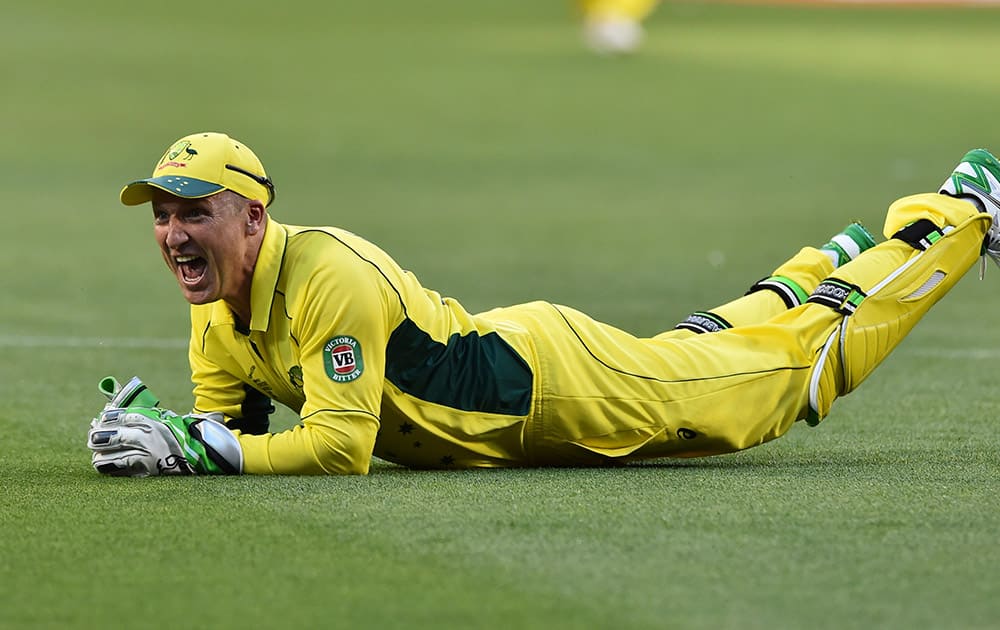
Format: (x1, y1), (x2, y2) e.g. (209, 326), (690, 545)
(317, 454), (370, 476)
(311, 431), (374, 476)
(299, 411), (379, 475)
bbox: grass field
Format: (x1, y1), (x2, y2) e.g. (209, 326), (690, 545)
(3, 1), (1000, 628)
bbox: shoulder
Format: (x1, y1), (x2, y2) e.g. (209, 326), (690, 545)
(282, 225), (384, 267)
(276, 223), (404, 284)
(275, 223), (403, 308)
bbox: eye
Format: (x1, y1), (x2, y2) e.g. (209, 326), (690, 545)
(153, 210), (168, 225)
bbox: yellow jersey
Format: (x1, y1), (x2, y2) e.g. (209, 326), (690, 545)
(190, 218), (538, 474)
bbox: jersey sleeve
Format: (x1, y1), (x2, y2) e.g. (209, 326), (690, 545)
(237, 243), (394, 475)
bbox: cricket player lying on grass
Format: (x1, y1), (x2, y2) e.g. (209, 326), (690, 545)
(87, 132), (1000, 476)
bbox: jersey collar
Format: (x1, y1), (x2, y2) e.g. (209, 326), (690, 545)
(248, 219), (288, 332)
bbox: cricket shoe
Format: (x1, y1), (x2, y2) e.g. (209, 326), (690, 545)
(939, 148), (1000, 273)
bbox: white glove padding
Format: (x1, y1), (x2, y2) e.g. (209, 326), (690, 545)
(88, 407), (243, 477)
(88, 408), (193, 477)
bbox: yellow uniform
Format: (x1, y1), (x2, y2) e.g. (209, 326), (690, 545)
(189, 193), (989, 475)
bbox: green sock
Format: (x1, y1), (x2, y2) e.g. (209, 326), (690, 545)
(821, 222), (877, 267)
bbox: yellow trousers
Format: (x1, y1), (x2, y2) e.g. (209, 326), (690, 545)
(506, 194), (989, 465)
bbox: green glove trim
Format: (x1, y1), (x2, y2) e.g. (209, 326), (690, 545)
(157, 410), (236, 474)
(118, 407), (242, 475)
(99, 376), (161, 408)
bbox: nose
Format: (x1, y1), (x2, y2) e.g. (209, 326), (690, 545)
(163, 217), (189, 249)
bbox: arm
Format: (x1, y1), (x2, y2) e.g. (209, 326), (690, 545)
(186, 313), (381, 474)
(236, 410), (379, 475)
(231, 243), (395, 475)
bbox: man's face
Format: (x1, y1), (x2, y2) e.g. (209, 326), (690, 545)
(152, 190), (253, 306)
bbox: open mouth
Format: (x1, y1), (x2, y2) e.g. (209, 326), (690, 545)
(175, 255), (208, 286)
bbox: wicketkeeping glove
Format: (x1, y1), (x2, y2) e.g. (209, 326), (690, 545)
(87, 376), (243, 477)
(88, 407), (244, 476)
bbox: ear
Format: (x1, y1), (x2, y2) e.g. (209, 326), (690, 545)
(246, 199), (266, 236)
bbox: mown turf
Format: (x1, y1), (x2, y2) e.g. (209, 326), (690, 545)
(2, 2), (999, 628)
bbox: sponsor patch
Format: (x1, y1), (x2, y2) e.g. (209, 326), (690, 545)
(323, 336), (364, 382)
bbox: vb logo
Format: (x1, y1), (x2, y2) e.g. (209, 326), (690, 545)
(331, 345), (356, 372)
(323, 335), (364, 382)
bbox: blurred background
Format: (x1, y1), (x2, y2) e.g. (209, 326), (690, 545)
(5, 1), (999, 351)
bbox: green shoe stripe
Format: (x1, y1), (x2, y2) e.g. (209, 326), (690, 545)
(953, 149), (1000, 193)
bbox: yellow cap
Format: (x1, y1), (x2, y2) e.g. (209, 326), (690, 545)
(120, 132), (275, 207)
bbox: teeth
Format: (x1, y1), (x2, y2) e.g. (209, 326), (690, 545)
(175, 255), (198, 263)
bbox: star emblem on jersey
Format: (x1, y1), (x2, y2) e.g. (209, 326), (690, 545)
(323, 335), (364, 382)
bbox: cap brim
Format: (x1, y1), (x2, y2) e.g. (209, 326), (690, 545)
(120, 176), (225, 206)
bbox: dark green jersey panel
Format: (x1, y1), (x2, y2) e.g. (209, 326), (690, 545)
(385, 318), (533, 416)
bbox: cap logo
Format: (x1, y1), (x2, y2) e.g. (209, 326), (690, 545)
(155, 141), (202, 172)
(165, 140), (199, 161)
(323, 336), (364, 382)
